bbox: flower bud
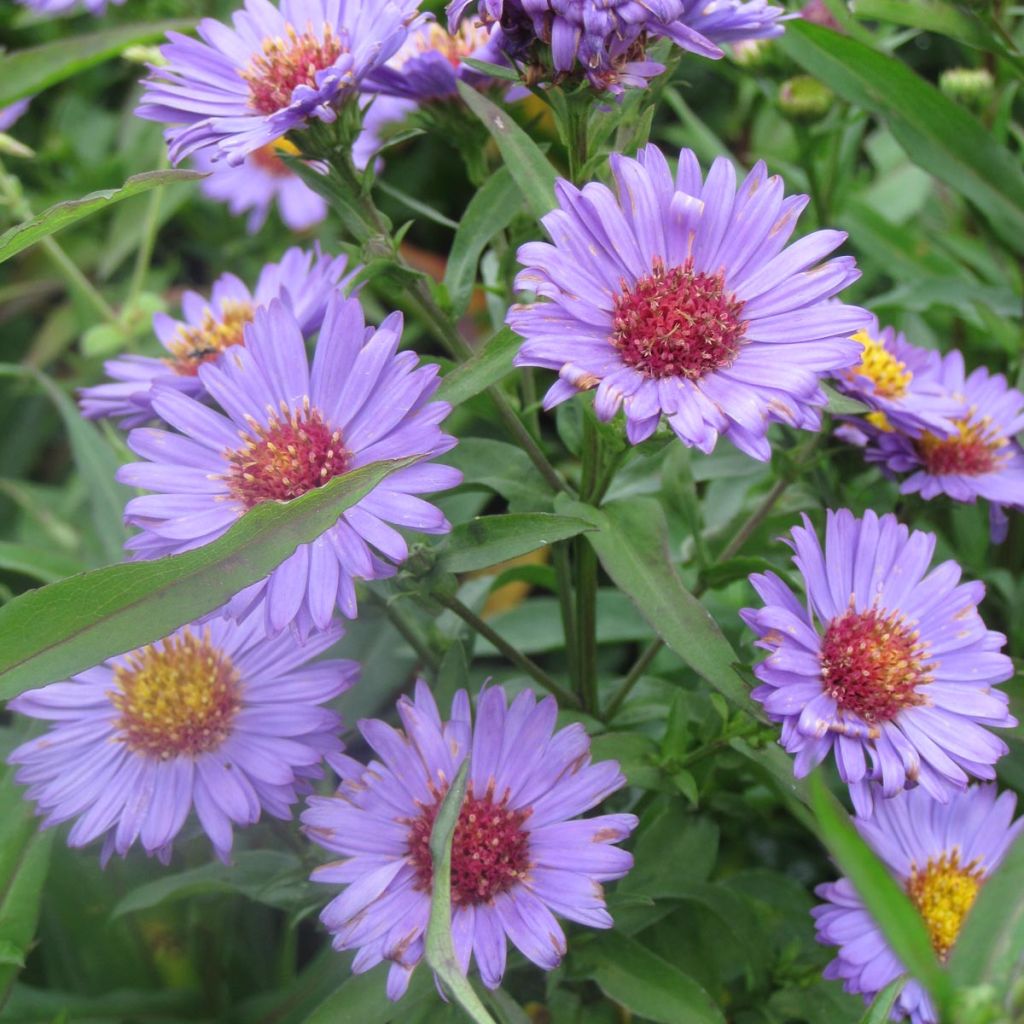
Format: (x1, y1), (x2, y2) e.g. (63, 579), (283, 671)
(939, 67), (994, 109)
(778, 75), (834, 122)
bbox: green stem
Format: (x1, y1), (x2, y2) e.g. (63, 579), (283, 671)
(366, 589), (440, 672)
(127, 167), (166, 309)
(0, 159), (118, 326)
(566, 91), (590, 185)
(575, 414), (601, 712)
(603, 636), (661, 721)
(434, 591), (581, 708)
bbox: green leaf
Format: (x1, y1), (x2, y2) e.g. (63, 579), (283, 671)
(444, 170), (524, 317)
(0, 542), (82, 585)
(300, 961), (435, 1024)
(849, 0), (990, 50)
(807, 772), (952, 1010)
(456, 81), (558, 220)
(577, 933), (724, 1024)
(445, 438), (551, 510)
(778, 21), (1024, 254)
(558, 497), (758, 716)
(0, 170), (204, 265)
(0, 21), (195, 107)
(0, 365), (129, 565)
(948, 831), (1024, 991)
(822, 382), (870, 416)
(436, 327), (521, 407)
(440, 513), (592, 574)
(0, 764), (55, 1009)
(424, 760), (498, 1024)
(859, 976), (905, 1023)
(0, 456), (418, 701)
(112, 851), (308, 918)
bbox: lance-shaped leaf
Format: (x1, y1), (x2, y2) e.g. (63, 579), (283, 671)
(457, 82), (558, 220)
(440, 513), (593, 574)
(0, 20), (195, 107)
(0, 171), (205, 265)
(437, 328), (521, 407)
(0, 456), (419, 701)
(859, 976), (905, 1024)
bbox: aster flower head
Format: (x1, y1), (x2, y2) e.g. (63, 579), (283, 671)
(117, 293), (461, 638)
(136, 0), (420, 165)
(741, 508), (1016, 816)
(303, 682), (637, 999)
(192, 140), (328, 234)
(510, 145), (869, 460)
(679, 0), (787, 46)
(863, 349), (1024, 535)
(79, 246), (352, 429)
(368, 20), (511, 102)
(0, 100), (31, 133)
(8, 615), (354, 864)
(814, 784), (1024, 1023)
(834, 317), (961, 436)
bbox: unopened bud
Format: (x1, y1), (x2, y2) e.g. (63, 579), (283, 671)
(778, 75), (833, 122)
(0, 132), (34, 159)
(122, 45), (165, 66)
(939, 67), (994, 108)
(730, 37), (774, 70)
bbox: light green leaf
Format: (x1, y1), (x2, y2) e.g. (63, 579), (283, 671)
(456, 82), (558, 220)
(113, 851), (309, 918)
(948, 831), (1024, 991)
(850, 0), (990, 50)
(0, 21), (195, 107)
(301, 961), (434, 1024)
(807, 772), (952, 1011)
(778, 21), (1024, 254)
(436, 328), (521, 407)
(0, 171), (204, 265)
(577, 933), (724, 1024)
(0, 456), (418, 700)
(440, 513), (592, 574)
(425, 760), (497, 1024)
(0, 542), (82, 585)
(444, 169), (523, 317)
(822, 382), (870, 416)
(859, 976), (905, 1023)
(0, 764), (54, 1009)
(559, 497), (758, 716)
(0, 365), (129, 565)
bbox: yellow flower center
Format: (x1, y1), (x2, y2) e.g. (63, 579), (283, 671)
(250, 137), (302, 178)
(916, 415), (1008, 477)
(394, 21), (491, 69)
(906, 851), (983, 959)
(849, 329), (912, 399)
(165, 299), (255, 377)
(110, 629), (242, 759)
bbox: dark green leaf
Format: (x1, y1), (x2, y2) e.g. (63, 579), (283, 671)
(859, 976), (905, 1023)
(0, 171), (205, 265)
(113, 851), (308, 917)
(0, 542), (82, 584)
(577, 933), (724, 1024)
(948, 831), (1024, 991)
(446, 438), (551, 510)
(0, 457), (418, 700)
(807, 772), (952, 1010)
(440, 513), (592, 574)
(822, 382), (870, 416)
(444, 170), (523, 317)
(456, 82), (558, 220)
(778, 21), (1024, 254)
(0, 21), (195, 107)
(302, 963), (434, 1024)
(459, 58), (522, 83)
(850, 0), (990, 50)
(436, 328), (521, 407)
(558, 497), (758, 716)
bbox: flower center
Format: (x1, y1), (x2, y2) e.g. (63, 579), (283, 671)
(250, 137), (302, 178)
(110, 629), (241, 759)
(244, 24), (345, 115)
(407, 786), (531, 906)
(906, 851), (983, 960)
(394, 22), (490, 70)
(916, 416), (1007, 477)
(611, 258), (747, 381)
(165, 299), (255, 377)
(819, 606), (929, 723)
(848, 329), (912, 399)
(225, 402), (349, 509)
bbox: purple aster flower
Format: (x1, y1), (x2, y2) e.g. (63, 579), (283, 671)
(833, 317), (961, 436)
(814, 784), (1024, 1023)
(8, 614), (354, 864)
(192, 140), (328, 234)
(117, 294), (461, 638)
(863, 350), (1024, 537)
(352, 95), (418, 172)
(136, 0), (420, 165)
(0, 100), (30, 133)
(302, 682), (637, 999)
(78, 246), (352, 429)
(17, 0), (122, 13)
(741, 508), (1016, 817)
(368, 20), (515, 102)
(678, 0), (787, 46)
(509, 145), (869, 460)
(449, 0), (723, 93)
